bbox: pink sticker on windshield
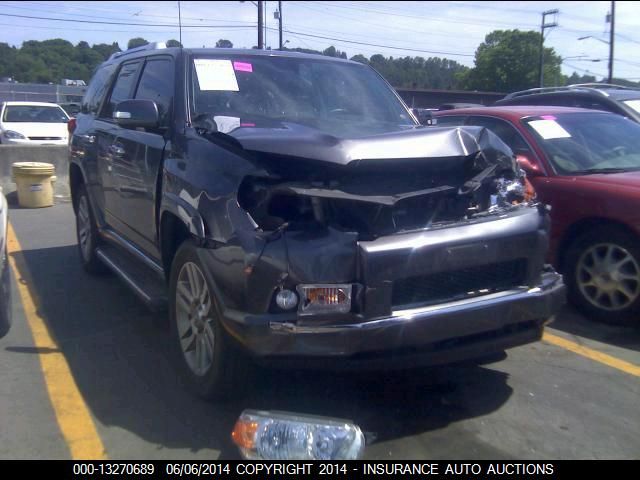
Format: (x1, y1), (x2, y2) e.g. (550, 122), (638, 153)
(540, 115), (557, 120)
(233, 62), (253, 73)
(240, 123), (256, 127)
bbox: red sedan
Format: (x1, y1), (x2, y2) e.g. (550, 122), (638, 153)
(434, 106), (640, 324)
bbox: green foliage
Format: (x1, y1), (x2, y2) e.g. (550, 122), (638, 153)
(215, 39), (233, 48)
(461, 29), (562, 92)
(167, 39), (182, 48)
(127, 37), (149, 49)
(9, 34), (634, 92)
(2, 39), (123, 83)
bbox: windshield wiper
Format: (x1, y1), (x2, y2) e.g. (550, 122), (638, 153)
(576, 167), (639, 175)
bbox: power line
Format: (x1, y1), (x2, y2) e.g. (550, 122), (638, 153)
(563, 62), (606, 77)
(0, 12), (255, 28)
(306, 1), (540, 29)
(266, 27), (475, 57)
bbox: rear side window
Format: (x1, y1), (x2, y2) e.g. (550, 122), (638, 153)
(467, 116), (533, 155)
(433, 115), (466, 127)
(81, 64), (116, 115)
(134, 57), (174, 127)
(101, 61), (141, 119)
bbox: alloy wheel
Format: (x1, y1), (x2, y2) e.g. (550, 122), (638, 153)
(175, 262), (215, 377)
(577, 242), (640, 311)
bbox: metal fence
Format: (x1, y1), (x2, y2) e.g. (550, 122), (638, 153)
(0, 82), (86, 104)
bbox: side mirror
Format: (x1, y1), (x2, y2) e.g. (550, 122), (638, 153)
(411, 108), (433, 125)
(516, 154), (543, 178)
(113, 99), (159, 129)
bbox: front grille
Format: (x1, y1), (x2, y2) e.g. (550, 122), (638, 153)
(392, 259), (528, 308)
(28, 136), (62, 140)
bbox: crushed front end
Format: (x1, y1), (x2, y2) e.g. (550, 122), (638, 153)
(197, 125), (565, 369)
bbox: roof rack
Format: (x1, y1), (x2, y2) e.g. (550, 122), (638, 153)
(108, 42), (167, 61)
(504, 86), (576, 99)
(568, 83), (636, 90)
(505, 82), (640, 99)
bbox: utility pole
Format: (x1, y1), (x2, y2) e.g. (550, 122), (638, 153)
(278, 1), (283, 50)
(539, 9), (558, 88)
(257, 1), (263, 49)
(608, 1), (615, 83)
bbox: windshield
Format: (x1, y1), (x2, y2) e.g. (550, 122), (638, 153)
(623, 99), (640, 114)
(522, 112), (640, 175)
(2, 105), (69, 123)
(189, 55), (416, 138)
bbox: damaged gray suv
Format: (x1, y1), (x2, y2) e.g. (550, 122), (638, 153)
(70, 43), (565, 399)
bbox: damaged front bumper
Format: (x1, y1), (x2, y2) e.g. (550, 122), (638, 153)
(220, 269), (564, 370)
(201, 205), (565, 370)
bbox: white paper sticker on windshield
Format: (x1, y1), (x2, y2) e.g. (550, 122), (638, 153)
(624, 99), (640, 114)
(194, 59), (239, 91)
(528, 119), (571, 139)
(214, 116), (241, 134)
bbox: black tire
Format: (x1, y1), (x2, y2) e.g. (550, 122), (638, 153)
(169, 240), (250, 401)
(564, 228), (640, 325)
(75, 184), (108, 274)
(0, 241), (12, 339)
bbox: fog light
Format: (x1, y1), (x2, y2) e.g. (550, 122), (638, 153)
(276, 289), (298, 310)
(297, 284), (352, 315)
(231, 410), (365, 460)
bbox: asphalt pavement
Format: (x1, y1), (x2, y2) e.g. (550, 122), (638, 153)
(0, 203), (638, 460)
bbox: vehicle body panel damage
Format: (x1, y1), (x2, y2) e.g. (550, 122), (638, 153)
(71, 48), (564, 387)
(169, 120), (564, 367)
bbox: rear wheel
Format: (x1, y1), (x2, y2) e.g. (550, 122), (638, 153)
(75, 184), (107, 274)
(169, 240), (249, 401)
(565, 228), (640, 325)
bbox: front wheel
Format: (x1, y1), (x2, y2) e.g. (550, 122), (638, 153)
(75, 184), (107, 274)
(169, 240), (249, 401)
(565, 228), (640, 325)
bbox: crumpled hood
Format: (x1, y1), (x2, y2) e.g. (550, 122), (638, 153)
(229, 123), (515, 169)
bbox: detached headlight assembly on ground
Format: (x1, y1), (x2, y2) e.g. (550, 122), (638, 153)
(296, 284), (352, 315)
(231, 410), (365, 460)
(3, 130), (26, 139)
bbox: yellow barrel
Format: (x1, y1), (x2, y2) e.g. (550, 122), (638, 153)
(11, 162), (56, 208)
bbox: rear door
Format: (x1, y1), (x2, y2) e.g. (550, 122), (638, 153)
(95, 59), (143, 237)
(107, 55), (175, 259)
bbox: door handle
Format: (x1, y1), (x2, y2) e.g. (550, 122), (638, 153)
(108, 144), (125, 157)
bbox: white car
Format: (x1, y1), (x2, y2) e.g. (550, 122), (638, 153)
(0, 101), (70, 145)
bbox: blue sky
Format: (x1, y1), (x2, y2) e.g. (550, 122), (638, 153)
(1, 1), (639, 81)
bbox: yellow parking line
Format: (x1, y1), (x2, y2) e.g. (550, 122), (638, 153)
(7, 223), (107, 460)
(543, 331), (640, 378)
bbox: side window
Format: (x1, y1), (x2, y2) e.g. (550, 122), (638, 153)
(100, 61), (141, 119)
(81, 64), (116, 115)
(571, 97), (609, 112)
(433, 115), (466, 127)
(134, 57), (174, 127)
(467, 116), (533, 155)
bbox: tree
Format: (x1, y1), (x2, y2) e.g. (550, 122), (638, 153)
(92, 42), (120, 60)
(127, 37), (149, 50)
(167, 39), (182, 48)
(460, 29), (562, 92)
(350, 54), (369, 65)
(215, 39), (233, 48)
